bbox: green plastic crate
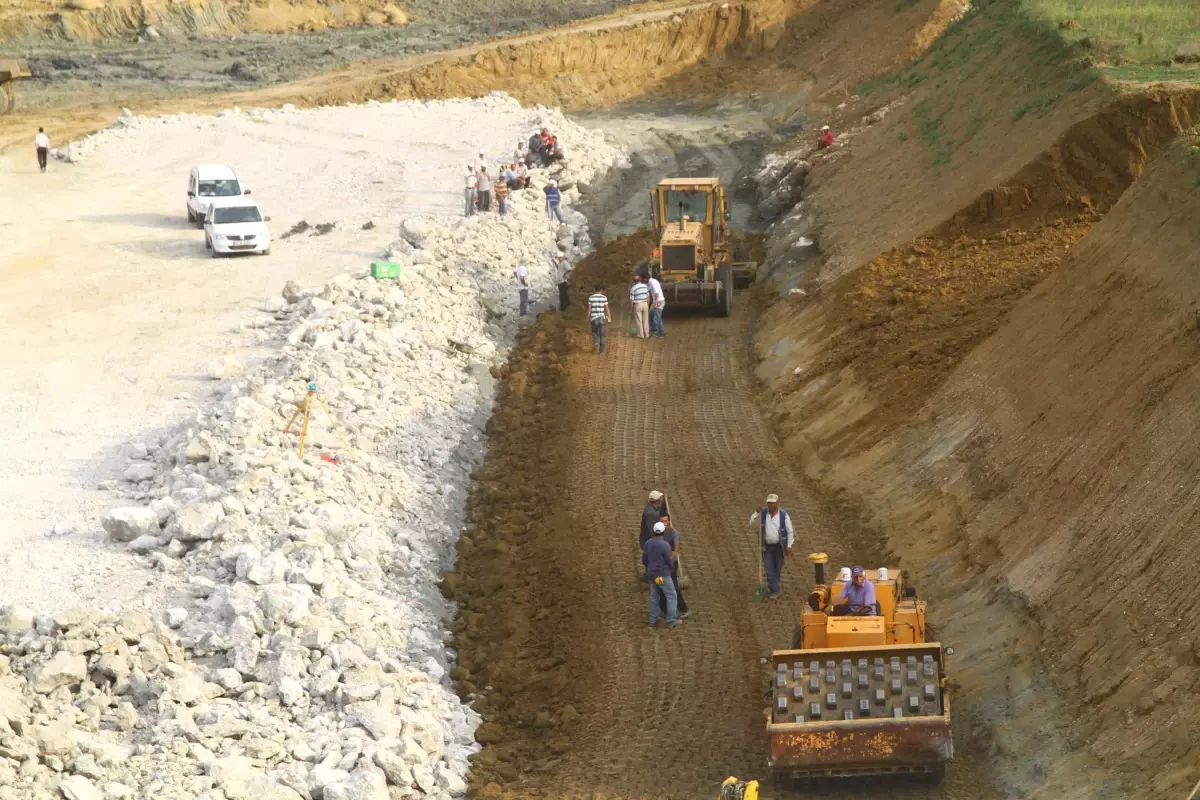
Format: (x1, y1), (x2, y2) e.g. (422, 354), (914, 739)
(371, 261), (402, 279)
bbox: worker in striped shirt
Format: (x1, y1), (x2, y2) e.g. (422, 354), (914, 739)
(629, 276), (651, 339)
(588, 285), (611, 354)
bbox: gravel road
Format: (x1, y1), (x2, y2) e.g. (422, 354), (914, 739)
(0, 96), (594, 615)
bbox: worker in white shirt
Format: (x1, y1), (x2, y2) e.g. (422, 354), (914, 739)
(35, 127), (50, 173)
(464, 163), (478, 217)
(514, 263), (530, 317)
(647, 273), (666, 337)
(555, 254), (571, 311)
(749, 493), (794, 599)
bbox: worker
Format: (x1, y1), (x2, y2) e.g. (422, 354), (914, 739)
(656, 513), (690, 619)
(514, 139), (527, 164)
(555, 254), (571, 311)
(749, 493), (794, 600)
(643, 522), (680, 627)
(515, 159), (530, 189)
(513, 263), (530, 317)
(817, 125), (834, 150)
(463, 162), (477, 217)
(528, 131), (545, 165)
(831, 565), (877, 616)
(639, 490), (669, 550)
(544, 179), (565, 224)
(495, 177), (509, 216)
(476, 166), (493, 213)
(629, 275), (651, 339)
(587, 284), (611, 354)
(35, 127), (50, 173)
(647, 272), (665, 337)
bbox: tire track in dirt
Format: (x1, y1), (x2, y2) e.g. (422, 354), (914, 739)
(451, 237), (997, 800)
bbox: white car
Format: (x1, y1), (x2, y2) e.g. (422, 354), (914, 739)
(203, 200), (271, 257)
(187, 165), (249, 226)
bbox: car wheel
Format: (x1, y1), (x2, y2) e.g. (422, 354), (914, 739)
(211, 248), (222, 259)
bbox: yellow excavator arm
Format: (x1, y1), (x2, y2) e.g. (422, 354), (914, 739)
(720, 777), (759, 800)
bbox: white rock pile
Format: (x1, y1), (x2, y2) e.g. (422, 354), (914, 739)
(2, 108), (622, 799)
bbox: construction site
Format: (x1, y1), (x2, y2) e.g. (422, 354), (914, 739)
(1, 0), (1199, 798)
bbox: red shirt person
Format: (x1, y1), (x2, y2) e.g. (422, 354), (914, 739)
(817, 125), (834, 149)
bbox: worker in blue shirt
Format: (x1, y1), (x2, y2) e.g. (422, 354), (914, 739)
(831, 565), (877, 616)
(544, 180), (565, 224)
(642, 522), (680, 627)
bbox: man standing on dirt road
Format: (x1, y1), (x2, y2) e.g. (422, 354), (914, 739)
(629, 275), (651, 339)
(588, 285), (611, 354)
(750, 493), (794, 599)
(556, 254), (571, 311)
(656, 513), (690, 619)
(644, 522), (680, 627)
(648, 273), (666, 337)
(35, 127), (50, 173)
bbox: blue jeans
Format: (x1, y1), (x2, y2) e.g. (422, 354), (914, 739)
(464, 188), (476, 217)
(649, 574), (678, 624)
(499, 197), (507, 216)
(548, 202), (564, 223)
(763, 544), (784, 594)
(591, 319), (607, 353)
(650, 306), (664, 336)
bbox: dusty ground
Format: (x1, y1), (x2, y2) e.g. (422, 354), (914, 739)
(0, 98), (562, 614)
(446, 236), (999, 799)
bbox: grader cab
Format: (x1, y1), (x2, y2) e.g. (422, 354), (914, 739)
(765, 554), (953, 782)
(0, 58), (32, 114)
(644, 177), (757, 317)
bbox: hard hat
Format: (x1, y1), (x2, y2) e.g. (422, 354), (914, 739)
(653, 522), (666, 533)
(821, 125), (830, 131)
(648, 490), (663, 501)
(549, 179), (557, 186)
(850, 565), (865, 577)
(765, 493), (779, 503)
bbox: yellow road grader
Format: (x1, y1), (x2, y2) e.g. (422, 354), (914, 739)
(765, 554), (953, 782)
(643, 177), (757, 317)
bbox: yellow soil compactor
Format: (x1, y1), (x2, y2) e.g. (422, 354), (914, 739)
(643, 177), (757, 317)
(765, 554), (953, 782)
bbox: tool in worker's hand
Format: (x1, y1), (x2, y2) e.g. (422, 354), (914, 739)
(677, 554), (691, 589)
(282, 379), (354, 462)
(754, 538), (768, 602)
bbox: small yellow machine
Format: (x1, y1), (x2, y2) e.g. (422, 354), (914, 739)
(644, 177), (756, 317)
(766, 554), (953, 781)
(0, 58), (32, 114)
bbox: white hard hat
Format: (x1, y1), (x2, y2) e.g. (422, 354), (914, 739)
(653, 522), (666, 533)
(821, 125), (830, 131)
(549, 179), (557, 186)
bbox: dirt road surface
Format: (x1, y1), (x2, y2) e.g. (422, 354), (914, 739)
(0, 98), (560, 614)
(450, 237), (997, 799)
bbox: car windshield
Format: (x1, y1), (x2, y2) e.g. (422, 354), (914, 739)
(213, 206), (262, 224)
(663, 189), (709, 223)
(198, 179), (241, 198)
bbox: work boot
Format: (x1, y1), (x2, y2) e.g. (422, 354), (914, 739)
(667, 619), (681, 628)
(769, 592), (781, 600)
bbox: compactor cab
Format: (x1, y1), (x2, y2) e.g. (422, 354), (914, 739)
(765, 553), (953, 782)
(644, 177), (756, 317)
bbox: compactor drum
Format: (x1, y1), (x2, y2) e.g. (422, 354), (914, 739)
(643, 177), (757, 317)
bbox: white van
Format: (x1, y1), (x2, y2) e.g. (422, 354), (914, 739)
(186, 165), (249, 226)
(203, 200), (271, 257)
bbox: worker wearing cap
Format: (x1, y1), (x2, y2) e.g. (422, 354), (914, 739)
(464, 162), (478, 217)
(639, 490), (669, 551)
(749, 493), (794, 599)
(817, 125), (834, 150)
(832, 566), (877, 616)
(643, 522), (680, 627)
(544, 180), (565, 224)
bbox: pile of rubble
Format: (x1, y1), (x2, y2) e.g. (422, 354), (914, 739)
(2, 115), (621, 799)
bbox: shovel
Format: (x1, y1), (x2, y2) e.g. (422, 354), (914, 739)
(754, 542), (768, 602)
(677, 554), (691, 590)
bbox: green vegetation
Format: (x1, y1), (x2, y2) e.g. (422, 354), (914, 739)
(1100, 62), (1200, 84)
(914, 100), (953, 167)
(1024, 0), (1200, 64)
(898, 130), (909, 142)
(1012, 90), (1062, 120)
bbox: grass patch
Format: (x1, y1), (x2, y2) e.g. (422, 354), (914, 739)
(1024, 0), (1200, 64)
(1012, 90), (1062, 120)
(962, 112), (985, 143)
(1100, 62), (1200, 84)
(914, 100), (953, 166)
(1067, 68), (1103, 91)
(898, 130), (909, 142)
